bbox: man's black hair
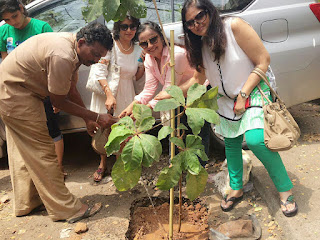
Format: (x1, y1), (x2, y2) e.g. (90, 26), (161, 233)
(76, 22), (113, 51)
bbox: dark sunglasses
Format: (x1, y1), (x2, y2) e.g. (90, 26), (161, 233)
(119, 24), (137, 31)
(185, 10), (208, 29)
(139, 35), (159, 49)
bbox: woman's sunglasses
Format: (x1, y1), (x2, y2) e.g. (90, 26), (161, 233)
(119, 24), (137, 31)
(185, 10), (208, 29)
(139, 35), (159, 49)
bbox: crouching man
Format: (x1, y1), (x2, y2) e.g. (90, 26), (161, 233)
(0, 22), (117, 223)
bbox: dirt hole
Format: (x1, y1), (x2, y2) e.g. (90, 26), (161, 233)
(126, 197), (209, 240)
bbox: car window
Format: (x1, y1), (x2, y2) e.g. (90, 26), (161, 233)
(29, 0), (88, 32)
(214, 0), (254, 13)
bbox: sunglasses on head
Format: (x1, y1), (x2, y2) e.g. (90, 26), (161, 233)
(185, 9), (208, 29)
(119, 24), (137, 31)
(139, 35), (159, 49)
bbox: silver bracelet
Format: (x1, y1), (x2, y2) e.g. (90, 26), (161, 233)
(95, 113), (100, 123)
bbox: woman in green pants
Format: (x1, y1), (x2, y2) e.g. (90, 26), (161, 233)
(156, 0), (298, 217)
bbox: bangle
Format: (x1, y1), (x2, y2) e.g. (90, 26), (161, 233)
(95, 113), (100, 123)
(102, 84), (107, 92)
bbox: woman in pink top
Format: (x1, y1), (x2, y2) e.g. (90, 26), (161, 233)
(119, 21), (194, 117)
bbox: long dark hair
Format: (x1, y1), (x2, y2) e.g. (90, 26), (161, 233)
(0, 0), (28, 21)
(182, 0), (226, 71)
(113, 15), (140, 43)
(136, 21), (166, 47)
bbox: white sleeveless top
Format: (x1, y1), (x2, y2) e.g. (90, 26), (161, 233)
(202, 17), (254, 120)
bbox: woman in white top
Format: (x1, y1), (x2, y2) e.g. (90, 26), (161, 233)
(156, 0), (297, 217)
(88, 15), (144, 182)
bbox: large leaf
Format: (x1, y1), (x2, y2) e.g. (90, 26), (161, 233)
(185, 135), (203, 149)
(154, 98), (181, 112)
(166, 85), (185, 106)
(111, 156), (141, 191)
(139, 134), (162, 162)
(133, 104), (152, 126)
(121, 0), (147, 19)
(190, 86), (219, 110)
(156, 162), (182, 190)
(138, 116), (155, 132)
(186, 83), (206, 106)
(82, 0), (146, 23)
(158, 126), (174, 140)
(184, 150), (201, 175)
(185, 108), (204, 135)
(105, 124), (135, 156)
(170, 137), (185, 149)
(141, 151), (153, 167)
(185, 108), (220, 135)
(113, 116), (135, 131)
(186, 167), (208, 201)
(82, 0), (107, 23)
(108, 3), (127, 22)
(121, 136), (143, 171)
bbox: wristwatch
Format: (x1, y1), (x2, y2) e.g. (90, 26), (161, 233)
(240, 90), (249, 99)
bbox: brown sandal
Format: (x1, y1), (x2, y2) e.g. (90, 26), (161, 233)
(93, 168), (106, 182)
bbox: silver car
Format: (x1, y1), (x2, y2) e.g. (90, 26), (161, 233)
(1, 0), (320, 157)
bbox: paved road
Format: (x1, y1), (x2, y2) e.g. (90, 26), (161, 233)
(250, 100), (320, 240)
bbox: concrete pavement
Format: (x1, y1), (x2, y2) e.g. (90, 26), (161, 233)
(249, 102), (320, 240)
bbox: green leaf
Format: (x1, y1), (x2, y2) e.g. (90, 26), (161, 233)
(166, 85), (185, 106)
(121, 136), (143, 171)
(105, 124), (135, 156)
(177, 123), (188, 130)
(111, 155), (141, 191)
(154, 98), (181, 112)
(170, 137), (185, 149)
(186, 83), (206, 106)
(141, 151), (153, 167)
(108, 3), (127, 22)
(133, 104), (152, 125)
(185, 150), (201, 175)
(156, 162), (182, 190)
(138, 116), (155, 132)
(185, 135), (202, 149)
(186, 167), (208, 201)
(121, 0), (147, 19)
(82, 0), (108, 23)
(139, 134), (162, 162)
(195, 149), (209, 162)
(158, 126), (174, 140)
(185, 108), (220, 135)
(113, 116), (135, 131)
(185, 108), (204, 135)
(189, 86), (219, 110)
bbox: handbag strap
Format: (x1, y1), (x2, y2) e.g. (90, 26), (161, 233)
(112, 44), (118, 65)
(252, 68), (284, 105)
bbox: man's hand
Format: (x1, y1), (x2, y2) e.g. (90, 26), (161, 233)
(97, 113), (118, 129)
(86, 120), (99, 136)
(154, 91), (172, 100)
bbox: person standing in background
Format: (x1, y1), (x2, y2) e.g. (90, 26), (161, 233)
(0, 0), (66, 175)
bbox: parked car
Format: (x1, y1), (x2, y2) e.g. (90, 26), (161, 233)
(1, 0), (320, 157)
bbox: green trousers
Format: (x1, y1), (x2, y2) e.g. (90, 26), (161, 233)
(224, 128), (293, 192)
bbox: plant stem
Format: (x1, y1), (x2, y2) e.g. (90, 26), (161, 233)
(178, 176), (182, 232)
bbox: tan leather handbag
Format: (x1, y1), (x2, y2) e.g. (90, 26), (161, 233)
(91, 128), (111, 155)
(253, 67), (300, 152)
